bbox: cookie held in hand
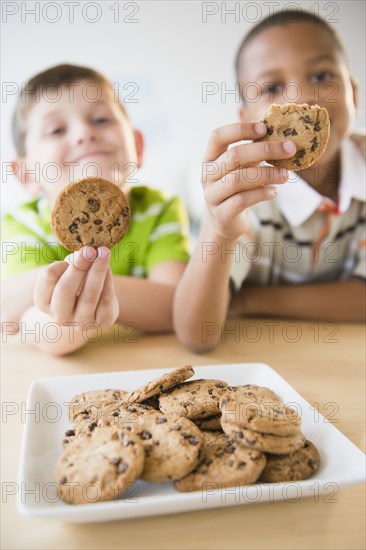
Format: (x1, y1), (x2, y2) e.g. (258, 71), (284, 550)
(51, 177), (131, 251)
(257, 103), (330, 170)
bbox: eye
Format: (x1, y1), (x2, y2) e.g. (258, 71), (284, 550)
(263, 83), (283, 96)
(49, 127), (65, 136)
(310, 71), (333, 84)
(93, 117), (109, 125)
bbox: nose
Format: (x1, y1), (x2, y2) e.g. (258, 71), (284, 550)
(73, 121), (97, 146)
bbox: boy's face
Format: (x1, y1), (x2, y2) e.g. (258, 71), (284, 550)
(238, 22), (358, 166)
(17, 81), (143, 204)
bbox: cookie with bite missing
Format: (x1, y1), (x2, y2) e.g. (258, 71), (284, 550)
(51, 177), (131, 251)
(258, 103), (330, 170)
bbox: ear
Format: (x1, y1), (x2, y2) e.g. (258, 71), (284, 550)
(133, 130), (144, 168)
(10, 158), (42, 197)
(350, 76), (359, 111)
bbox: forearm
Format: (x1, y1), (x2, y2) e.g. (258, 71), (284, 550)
(231, 280), (366, 322)
(113, 276), (176, 333)
(173, 221), (234, 352)
(1, 267), (44, 327)
(20, 306), (90, 356)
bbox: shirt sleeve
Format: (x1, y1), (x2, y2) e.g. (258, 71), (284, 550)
(144, 196), (190, 274)
(351, 237), (366, 280)
(1, 214), (64, 279)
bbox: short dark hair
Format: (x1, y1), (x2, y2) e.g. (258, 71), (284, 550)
(12, 63), (127, 156)
(235, 9), (348, 81)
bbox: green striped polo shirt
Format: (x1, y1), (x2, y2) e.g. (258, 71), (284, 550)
(1, 186), (190, 279)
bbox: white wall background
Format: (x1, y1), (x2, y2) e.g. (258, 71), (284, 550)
(1, 0), (365, 223)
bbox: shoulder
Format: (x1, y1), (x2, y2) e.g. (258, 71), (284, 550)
(128, 186), (170, 211)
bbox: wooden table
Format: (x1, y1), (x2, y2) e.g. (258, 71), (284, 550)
(1, 319), (365, 550)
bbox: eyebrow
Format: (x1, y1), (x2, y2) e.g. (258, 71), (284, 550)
(255, 54), (338, 81)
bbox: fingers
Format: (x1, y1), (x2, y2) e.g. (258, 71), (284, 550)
(49, 247), (97, 324)
(214, 186), (278, 225)
(95, 267), (119, 328)
(74, 247), (110, 323)
(205, 139), (296, 182)
(205, 165), (288, 206)
(204, 121), (267, 161)
(34, 261), (69, 312)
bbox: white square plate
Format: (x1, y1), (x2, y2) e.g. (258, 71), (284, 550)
(17, 363), (365, 523)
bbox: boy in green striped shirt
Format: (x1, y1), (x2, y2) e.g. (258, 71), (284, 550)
(2, 64), (189, 355)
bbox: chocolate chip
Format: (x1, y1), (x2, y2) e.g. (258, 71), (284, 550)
(156, 417), (168, 423)
(127, 406), (137, 412)
(238, 461), (247, 469)
(308, 458), (319, 469)
(59, 476), (67, 484)
(88, 422), (97, 431)
(83, 414), (90, 420)
(267, 125), (274, 135)
(226, 445), (235, 454)
(65, 429), (75, 437)
(94, 219), (103, 225)
(204, 458), (213, 466)
(117, 463), (129, 474)
(227, 459), (234, 467)
(208, 389), (213, 396)
(159, 384), (164, 391)
(236, 431), (244, 439)
(303, 115), (312, 123)
(122, 207), (129, 217)
(110, 457), (121, 465)
(215, 383), (225, 389)
(188, 437), (199, 446)
(215, 451), (225, 459)
(293, 159), (301, 167)
(76, 236), (82, 243)
(244, 438), (255, 446)
(69, 223), (78, 233)
(284, 128), (294, 136)
(88, 198), (100, 212)
(314, 121), (321, 131)
(310, 137), (318, 152)
(140, 430), (152, 440)
(297, 149), (306, 158)
(112, 412), (119, 417)
(62, 439), (69, 445)
(79, 212), (89, 224)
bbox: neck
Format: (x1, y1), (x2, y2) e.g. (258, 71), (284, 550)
(300, 152), (341, 201)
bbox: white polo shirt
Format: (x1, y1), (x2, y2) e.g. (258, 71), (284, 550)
(230, 134), (366, 290)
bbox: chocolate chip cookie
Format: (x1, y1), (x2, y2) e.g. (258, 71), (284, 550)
(258, 103), (330, 170)
(175, 433), (266, 492)
(68, 389), (128, 422)
(125, 366), (195, 403)
(259, 440), (320, 482)
(221, 424), (306, 455)
(51, 177), (131, 251)
(120, 413), (205, 482)
(56, 425), (145, 504)
(220, 394), (301, 437)
(159, 379), (228, 420)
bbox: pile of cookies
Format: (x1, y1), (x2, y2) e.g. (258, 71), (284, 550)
(55, 366), (320, 504)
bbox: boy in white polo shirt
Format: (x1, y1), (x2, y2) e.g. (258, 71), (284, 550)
(174, 10), (365, 352)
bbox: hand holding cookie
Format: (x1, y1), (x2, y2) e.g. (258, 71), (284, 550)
(34, 245), (119, 329)
(202, 121), (295, 241)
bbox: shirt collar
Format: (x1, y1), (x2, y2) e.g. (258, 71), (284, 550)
(276, 137), (366, 227)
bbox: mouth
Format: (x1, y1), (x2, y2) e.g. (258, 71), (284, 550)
(73, 151), (112, 162)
